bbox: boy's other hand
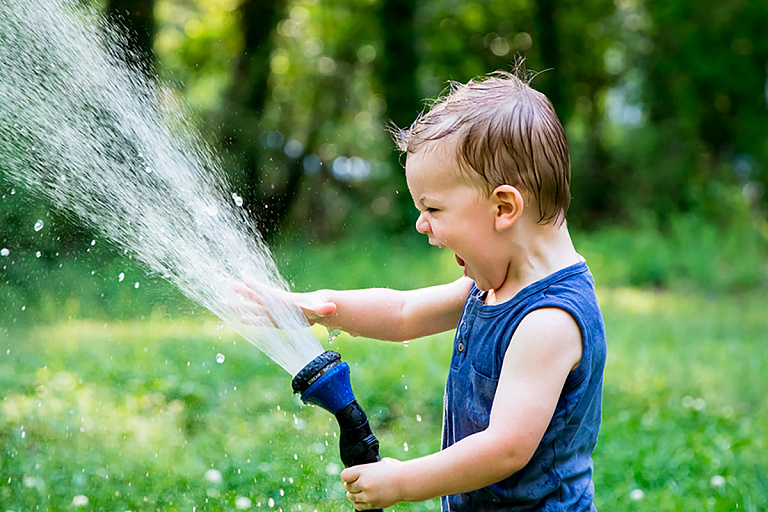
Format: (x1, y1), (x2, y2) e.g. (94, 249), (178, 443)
(341, 458), (404, 510)
(231, 278), (337, 326)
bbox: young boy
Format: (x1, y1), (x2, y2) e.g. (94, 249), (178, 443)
(242, 69), (606, 511)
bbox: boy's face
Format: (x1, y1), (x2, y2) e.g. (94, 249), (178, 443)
(405, 142), (510, 292)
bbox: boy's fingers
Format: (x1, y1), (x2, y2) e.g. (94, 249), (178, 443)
(243, 277), (286, 298)
(340, 466), (359, 483)
(346, 492), (367, 508)
(309, 302), (337, 318)
(228, 299), (271, 317)
(231, 281), (260, 302)
(243, 276), (262, 290)
(239, 314), (274, 327)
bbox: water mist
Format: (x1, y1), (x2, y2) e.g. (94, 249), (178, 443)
(0, 0), (322, 374)
(1, 2), (383, 508)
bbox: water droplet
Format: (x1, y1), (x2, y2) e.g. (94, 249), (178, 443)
(118, 272), (125, 282)
(268, 498), (275, 508)
(403, 340), (409, 347)
(36, 251), (42, 258)
(204, 469), (223, 484)
(235, 496), (252, 510)
(710, 475), (726, 487)
(403, 442), (409, 452)
(629, 489), (644, 501)
(72, 495), (89, 507)
(416, 414), (422, 422)
(1, 248), (9, 257)
(232, 193), (244, 207)
(134, 282), (140, 289)
(144, 166), (152, 174)
(216, 353), (225, 364)
(10, 188), (16, 195)
(90, 239), (96, 246)
(327, 327), (341, 342)
(34, 219), (44, 232)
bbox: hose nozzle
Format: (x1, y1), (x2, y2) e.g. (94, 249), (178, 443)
(292, 350), (381, 468)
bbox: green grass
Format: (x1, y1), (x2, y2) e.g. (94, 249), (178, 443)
(2, 285), (767, 510)
(0, 317), (450, 511)
(595, 287), (767, 511)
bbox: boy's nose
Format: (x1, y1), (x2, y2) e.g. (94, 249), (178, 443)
(415, 213), (431, 234)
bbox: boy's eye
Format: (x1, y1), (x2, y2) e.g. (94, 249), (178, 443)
(425, 207), (439, 213)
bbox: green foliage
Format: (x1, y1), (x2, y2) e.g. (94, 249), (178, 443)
(6, 0), (768, 247)
(576, 202), (768, 292)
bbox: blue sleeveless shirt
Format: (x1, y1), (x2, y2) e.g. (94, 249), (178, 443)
(441, 261), (606, 511)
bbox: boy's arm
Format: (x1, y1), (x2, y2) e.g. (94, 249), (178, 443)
(340, 307), (583, 510)
(236, 277), (473, 342)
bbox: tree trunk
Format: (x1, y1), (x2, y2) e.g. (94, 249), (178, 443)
(377, 0), (422, 230)
(221, 0), (305, 239)
(534, 0), (567, 121)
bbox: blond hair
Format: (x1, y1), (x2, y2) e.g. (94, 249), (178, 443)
(393, 69), (571, 225)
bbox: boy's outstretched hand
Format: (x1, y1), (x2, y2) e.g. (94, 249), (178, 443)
(231, 278), (337, 326)
(341, 458), (404, 511)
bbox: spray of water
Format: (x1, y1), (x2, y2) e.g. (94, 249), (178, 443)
(0, 0), (324, 375)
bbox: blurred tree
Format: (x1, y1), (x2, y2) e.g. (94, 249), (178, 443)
(255, 0), (418, 239)
(622, 0), (768, 220)
(374, 0), (422, 230)
(377, 0), (421, 130)
(217, 0), (299, 238)
(104, 0), (768, 236)
(546, 0), (618, 227)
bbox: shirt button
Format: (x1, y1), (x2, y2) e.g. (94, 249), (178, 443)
(457, 342), (465, 352)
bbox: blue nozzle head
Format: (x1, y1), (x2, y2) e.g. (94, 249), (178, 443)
(291, 350), (382, 490)
(292, 351), (356, 414)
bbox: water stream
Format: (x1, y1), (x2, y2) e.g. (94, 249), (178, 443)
(0, 0), (324, 375)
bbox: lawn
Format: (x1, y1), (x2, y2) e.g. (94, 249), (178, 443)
(1, 231), (767, 511)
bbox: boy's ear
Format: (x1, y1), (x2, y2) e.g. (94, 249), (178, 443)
(491, 185), (524, 231)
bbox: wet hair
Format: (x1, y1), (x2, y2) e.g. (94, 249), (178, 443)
(393, 67), (571, 225)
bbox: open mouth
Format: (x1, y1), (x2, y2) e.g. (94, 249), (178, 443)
(455, 253), (467, 276)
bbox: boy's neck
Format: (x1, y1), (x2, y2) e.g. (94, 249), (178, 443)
(486, 220), (580, 306)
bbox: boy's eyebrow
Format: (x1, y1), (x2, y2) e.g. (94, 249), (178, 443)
(412, 195), (431, 212)
(418, 194), (437, 205)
